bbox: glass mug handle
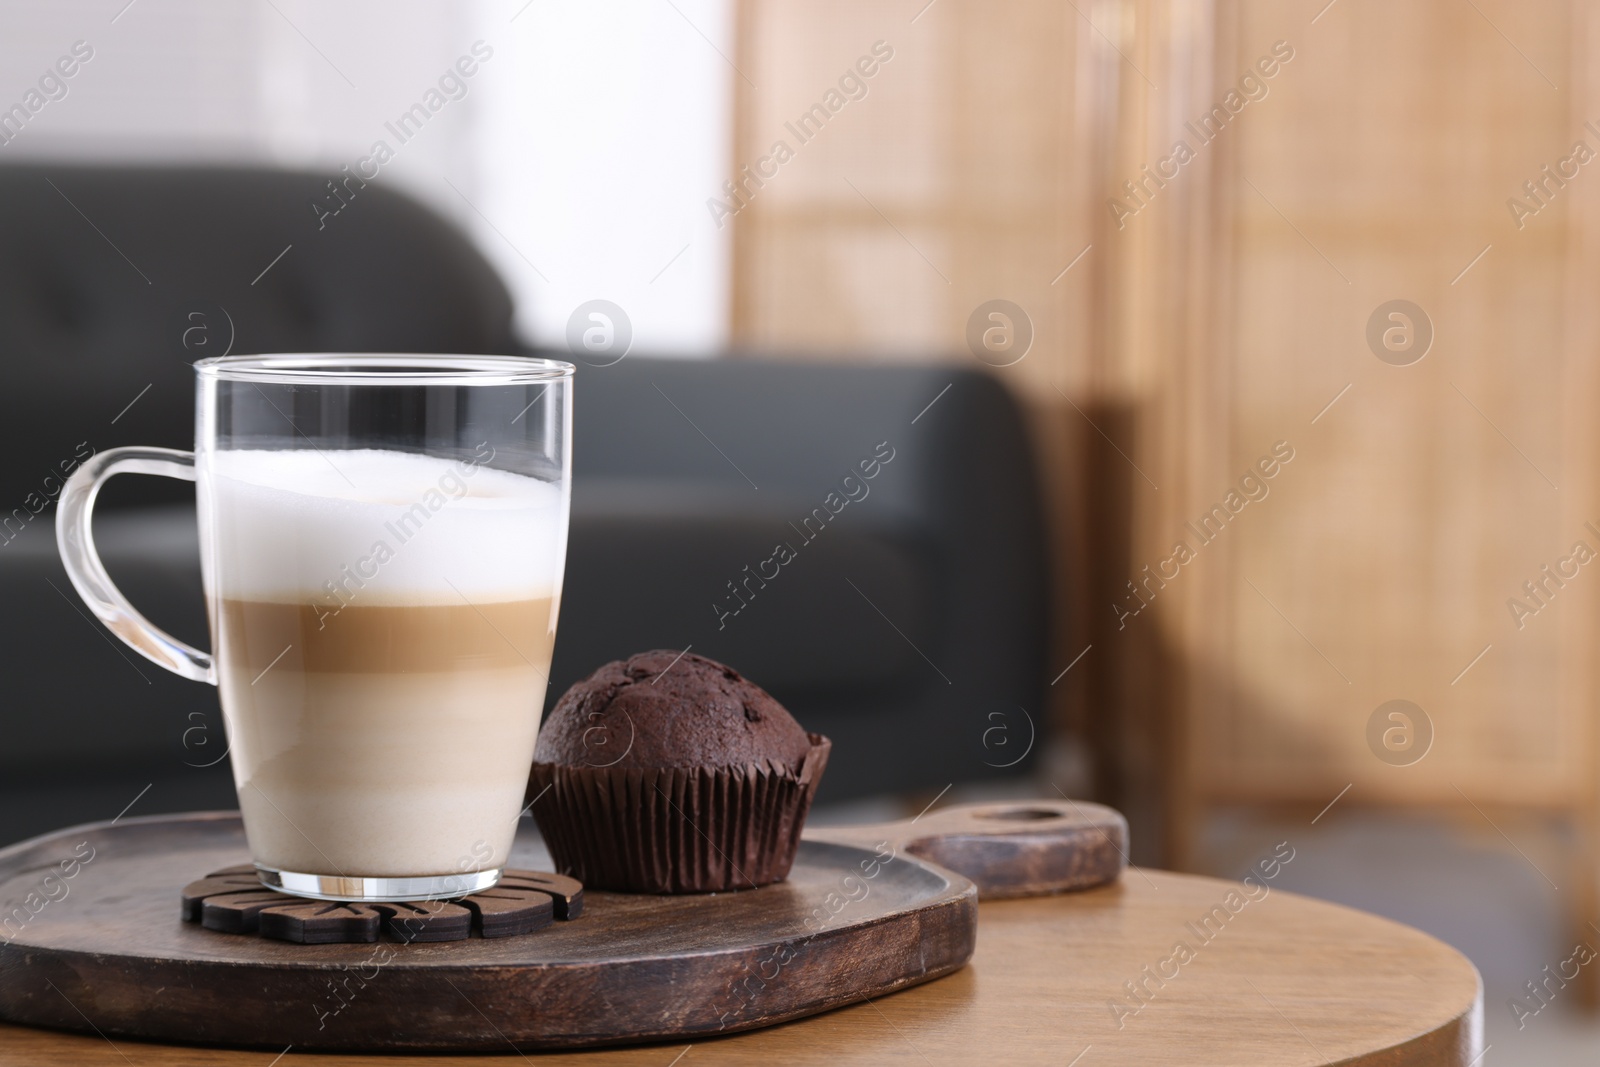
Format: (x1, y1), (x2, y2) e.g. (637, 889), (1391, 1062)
(55, 446), (216, 684)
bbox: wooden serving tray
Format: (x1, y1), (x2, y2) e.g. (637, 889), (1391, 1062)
(0, 799), (1125, 1052)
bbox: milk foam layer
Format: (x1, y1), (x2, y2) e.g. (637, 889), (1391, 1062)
(200, 448), (565, 604)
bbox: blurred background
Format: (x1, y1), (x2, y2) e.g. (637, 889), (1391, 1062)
(1, 0), (1596, 1058)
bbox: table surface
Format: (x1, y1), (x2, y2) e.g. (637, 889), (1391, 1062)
(0, 867), (1481, 1066)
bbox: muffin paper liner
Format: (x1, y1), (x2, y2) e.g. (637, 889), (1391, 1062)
(528, 734), (831, 894)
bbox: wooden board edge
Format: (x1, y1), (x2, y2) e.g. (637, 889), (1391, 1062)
(0, 889), (979, 1052)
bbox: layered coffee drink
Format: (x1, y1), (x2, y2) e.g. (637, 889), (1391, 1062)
(198, 448), (564, 881)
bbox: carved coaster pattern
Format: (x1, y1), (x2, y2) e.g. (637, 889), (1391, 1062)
(180, 866), (583, 944)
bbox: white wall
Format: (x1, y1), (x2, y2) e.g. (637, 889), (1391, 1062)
(467, 0), (732, 353)
(0, 0), (731, 355)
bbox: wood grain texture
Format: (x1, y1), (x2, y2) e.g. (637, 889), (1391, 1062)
(0, 867), (1482, 1065)
(0, 811), (981, 1051)
(813, 798), (1126, 898)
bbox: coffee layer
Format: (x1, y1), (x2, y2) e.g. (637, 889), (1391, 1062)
(215, 597), (557, 674)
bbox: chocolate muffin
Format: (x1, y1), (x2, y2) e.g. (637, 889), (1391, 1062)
(528, 651), (830, 893)
(536, 651), (815, 770)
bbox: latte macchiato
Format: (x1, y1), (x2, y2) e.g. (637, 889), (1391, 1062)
(199, 448), (564, 879)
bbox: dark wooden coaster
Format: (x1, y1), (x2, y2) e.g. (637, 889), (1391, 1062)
(179, 865), (583, 944)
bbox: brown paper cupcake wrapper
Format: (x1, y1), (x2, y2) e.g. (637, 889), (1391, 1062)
(528, 734), (831, 894)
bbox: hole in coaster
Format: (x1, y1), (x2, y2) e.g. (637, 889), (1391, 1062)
(974, 807), (1060, 822)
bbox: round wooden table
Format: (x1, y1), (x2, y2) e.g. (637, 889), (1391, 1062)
(0, 868), (1481, 1066)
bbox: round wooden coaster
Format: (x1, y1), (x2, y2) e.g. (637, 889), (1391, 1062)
(180, 866), (583, 944)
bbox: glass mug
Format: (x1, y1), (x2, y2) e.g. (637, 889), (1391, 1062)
(55, 354), (573, 901)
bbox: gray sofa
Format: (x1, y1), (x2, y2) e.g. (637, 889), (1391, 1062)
(0, 164), (1049, 845)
